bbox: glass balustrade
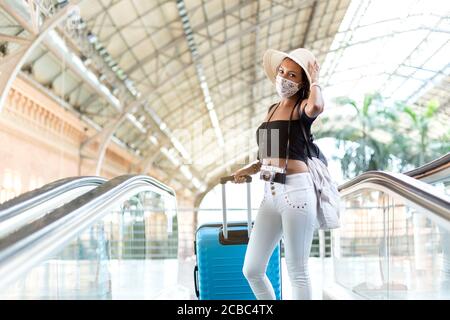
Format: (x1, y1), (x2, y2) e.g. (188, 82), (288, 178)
(332, 188), (450, 299)
(0, 188), (188, 299)
(429, 176), (450, 196)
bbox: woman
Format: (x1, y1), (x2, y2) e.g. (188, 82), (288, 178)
(232, 48), (324, 300)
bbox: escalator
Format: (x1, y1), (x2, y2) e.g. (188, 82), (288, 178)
(0, 155), (448, 299)
(404, 152), (450, 193)
(0, 177), (106, 238)
(0, 175), (179, 299)
(323, 153), (450, 300)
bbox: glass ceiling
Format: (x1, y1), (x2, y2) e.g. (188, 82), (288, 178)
(0, 0), (448, 194)
(321, 0), (450, 112)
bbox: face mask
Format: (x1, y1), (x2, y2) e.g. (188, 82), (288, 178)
(275, 75), (300, 98)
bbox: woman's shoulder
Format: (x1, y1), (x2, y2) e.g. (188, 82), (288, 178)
(297, 99), (308, 113)
(262, 102), (278, 121)
(268, 102), (278, 112)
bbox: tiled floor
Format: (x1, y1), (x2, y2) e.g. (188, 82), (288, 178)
(2, 257), (332, 300)
(108, 256), (329, 300)
(3, 256), (448, 299)
(109, 256), (450, 300)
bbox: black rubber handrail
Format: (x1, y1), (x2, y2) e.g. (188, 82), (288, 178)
(0, 176), (107, 223)
(403, 152), (450, 179)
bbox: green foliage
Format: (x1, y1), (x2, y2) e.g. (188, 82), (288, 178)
(329, 92), (447, 179)
(399, 98), (444, 167)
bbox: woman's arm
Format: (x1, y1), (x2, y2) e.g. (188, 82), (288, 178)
(232, 160), (261, 183)
(304, 60), (324, 118)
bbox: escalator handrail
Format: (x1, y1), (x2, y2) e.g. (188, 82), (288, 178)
(338, 170), (450, 221)
(402, 152), (449, 177)
(0, 176), (107, 223)
(0, 173), (176, 250)
(0, 174), (176, 289)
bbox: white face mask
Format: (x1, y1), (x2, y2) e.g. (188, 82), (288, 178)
(275, 75), (300, 98)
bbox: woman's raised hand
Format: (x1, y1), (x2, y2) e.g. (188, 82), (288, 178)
(308, 60), (320, 83)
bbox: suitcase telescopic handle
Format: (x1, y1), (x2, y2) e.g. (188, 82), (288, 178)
(220, 175), (253, 240)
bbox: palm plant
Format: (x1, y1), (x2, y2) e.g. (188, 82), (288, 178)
(320, 93), (448, 179)
(397, 99), (448, 167)
(325, 92), (400, 179)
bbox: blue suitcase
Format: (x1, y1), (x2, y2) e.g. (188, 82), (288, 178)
(194, 175), (282, 300)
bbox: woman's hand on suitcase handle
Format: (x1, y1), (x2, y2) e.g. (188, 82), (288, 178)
(235, 162), (259, 183)
(230, 161), (260, 183)
(232, 168), (249, 183)
(233, 173), (247, 183)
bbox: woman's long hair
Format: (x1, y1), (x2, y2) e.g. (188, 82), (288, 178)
(297, 67), (310, 101)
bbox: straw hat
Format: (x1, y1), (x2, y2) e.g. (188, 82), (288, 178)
(262, 48), (317, 85)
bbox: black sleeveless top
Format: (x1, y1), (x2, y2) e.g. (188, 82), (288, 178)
(256, 102), (317, 162)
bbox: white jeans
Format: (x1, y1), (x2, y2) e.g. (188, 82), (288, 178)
(242, 172), (317, 300)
